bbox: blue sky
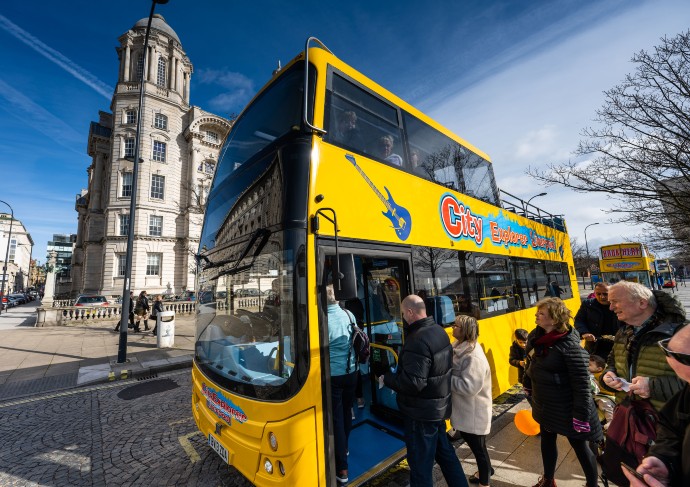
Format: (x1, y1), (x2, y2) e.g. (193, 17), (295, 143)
(0, 0), (688, 263)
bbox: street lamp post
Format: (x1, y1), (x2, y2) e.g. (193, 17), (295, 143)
(117, 0), (170, 364)
(524, 192), (547, 214)
(0, 199), (14, 315)
(584, 222), (600, 289)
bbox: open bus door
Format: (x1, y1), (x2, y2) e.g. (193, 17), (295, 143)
(319, 246), (410, 485)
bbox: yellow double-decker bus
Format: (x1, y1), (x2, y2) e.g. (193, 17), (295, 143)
(192, 38), (578, 486)
(599, 243), (655, 287)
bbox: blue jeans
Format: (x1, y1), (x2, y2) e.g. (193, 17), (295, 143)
(404, 418), (468, 487)
(331, 371), (357, 472)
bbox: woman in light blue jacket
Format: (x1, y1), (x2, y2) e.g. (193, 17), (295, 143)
(326, 284), (357, 485)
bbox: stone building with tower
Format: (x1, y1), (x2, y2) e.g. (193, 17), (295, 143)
(71, 14), (231, 298)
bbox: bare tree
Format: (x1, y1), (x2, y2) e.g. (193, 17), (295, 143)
(412, 246), (457, 294)
(528, 30), (690, 252)
(569, 236), (601, 284)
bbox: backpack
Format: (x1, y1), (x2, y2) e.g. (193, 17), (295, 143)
(598, 395), (659, 486)
(345, 311), (370, 373)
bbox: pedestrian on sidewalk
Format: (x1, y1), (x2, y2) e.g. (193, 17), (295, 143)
(383, 294), (468, 487)
(449, 315), (493, 487)
(151, 295), (163, 336)
(524, 298), (602, 487)
(134, 290), (150, 332)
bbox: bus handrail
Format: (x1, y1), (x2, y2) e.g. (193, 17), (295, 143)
(312, 207), (345, 287)
(499, 188), (566, 232)
(369, 343), (399, 366)
(303, 37), (331, 135)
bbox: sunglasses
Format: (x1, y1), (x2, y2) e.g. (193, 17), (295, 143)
(658, 337), (690, 366)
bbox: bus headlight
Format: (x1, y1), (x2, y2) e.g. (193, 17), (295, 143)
(268, 432), (278, 451)
(264, 459), (273, 474)
(278, 461), (285, 476)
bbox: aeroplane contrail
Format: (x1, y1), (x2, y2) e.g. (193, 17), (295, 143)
(0, 13), (113, 100)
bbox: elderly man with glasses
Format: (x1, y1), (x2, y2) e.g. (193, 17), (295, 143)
(574, 281), (619, 357)
(600, 281), (685, 413)
(623, 324), (690, 487)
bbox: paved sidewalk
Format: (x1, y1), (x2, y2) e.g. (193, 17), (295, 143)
(0, 302), (194, 401)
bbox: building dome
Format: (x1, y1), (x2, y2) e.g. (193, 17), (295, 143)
(133, 14), (180, 44)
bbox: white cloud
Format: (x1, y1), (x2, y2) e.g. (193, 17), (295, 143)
(514, 125), (565, 161)
(196, 68), (254, 112)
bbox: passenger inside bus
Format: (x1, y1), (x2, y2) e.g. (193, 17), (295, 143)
(333, 110), (365, 150)
(409, 148), (427, 177)
(374, 135), (403, 166)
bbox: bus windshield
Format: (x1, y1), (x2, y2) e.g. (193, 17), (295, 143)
(196, 228), (305, 399)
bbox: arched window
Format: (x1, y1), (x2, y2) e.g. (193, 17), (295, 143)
(157, 57), (167, 87)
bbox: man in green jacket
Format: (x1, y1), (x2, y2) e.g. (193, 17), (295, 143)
(623, 323), (690, 486)
(601, 281), (685, 412)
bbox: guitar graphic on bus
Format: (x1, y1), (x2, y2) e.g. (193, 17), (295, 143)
(345, 154), (412, 241)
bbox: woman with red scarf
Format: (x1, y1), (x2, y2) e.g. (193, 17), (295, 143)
(524, 298), (603, 487)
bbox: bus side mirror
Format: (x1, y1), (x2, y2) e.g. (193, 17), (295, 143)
(334, 254), (357, 301)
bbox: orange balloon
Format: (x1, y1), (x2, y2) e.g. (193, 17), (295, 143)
(514, 409), (540, 436)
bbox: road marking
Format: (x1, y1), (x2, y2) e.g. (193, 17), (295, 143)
(169, 417), (192, 426)
(178, 431), (202, 463)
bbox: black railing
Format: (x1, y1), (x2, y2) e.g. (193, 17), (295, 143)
(499, 189), (567, 232)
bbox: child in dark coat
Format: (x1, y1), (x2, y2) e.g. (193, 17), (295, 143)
(508, 328), (528, 384)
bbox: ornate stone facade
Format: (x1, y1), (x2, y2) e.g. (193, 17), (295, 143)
(71, 15), (231, 298)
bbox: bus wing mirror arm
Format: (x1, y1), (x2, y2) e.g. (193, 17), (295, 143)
(313, 208), (343, 278)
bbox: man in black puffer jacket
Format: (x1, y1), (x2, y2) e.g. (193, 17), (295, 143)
(384, 294), (467, 487)
(574, 281), (619, 357)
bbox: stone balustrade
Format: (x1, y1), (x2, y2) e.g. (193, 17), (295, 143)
(36, 301), (198, 327)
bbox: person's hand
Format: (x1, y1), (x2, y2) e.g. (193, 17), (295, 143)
(519, 360), (526, 367)
(630, 376), (651, 399)
(378, 375), (385, 389)
(622, 456), (671, 487)
(582, 333), (597, 342)
(603, 371), (625, 391)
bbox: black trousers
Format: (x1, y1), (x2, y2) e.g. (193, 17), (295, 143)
(460, 431), (492, 485)
(540, 429), (598, 486)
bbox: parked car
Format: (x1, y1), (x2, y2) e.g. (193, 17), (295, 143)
(180, 291), (196, 301)
(74, 295), (110, 307)
(236, 288), (262, 297)
(198, 291), (214, 304)
(9, 293), (27, 304)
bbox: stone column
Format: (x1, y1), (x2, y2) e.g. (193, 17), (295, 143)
(147, 46), (155, 82)
(175, 59), (182, 94)
(173, 57), (178, 93)
(124, 45), (131, 81)
(42, 251), (57, 308)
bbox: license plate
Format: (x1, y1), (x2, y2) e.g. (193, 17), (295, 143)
(208, 433), (229, 464)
